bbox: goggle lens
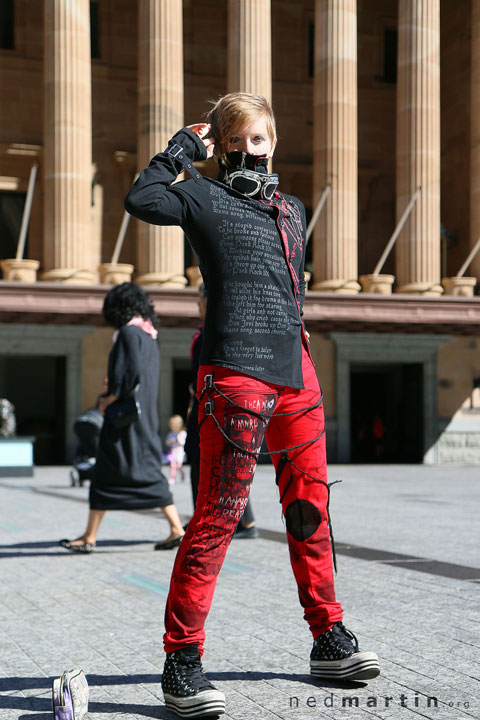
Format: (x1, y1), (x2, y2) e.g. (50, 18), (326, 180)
(230, 175), (260, 196)
(262, 181), (277, 200)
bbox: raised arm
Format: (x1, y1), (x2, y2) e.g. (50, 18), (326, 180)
(124, 126), (212, 227)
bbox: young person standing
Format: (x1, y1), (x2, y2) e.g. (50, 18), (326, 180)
(125, 92), (380, 719)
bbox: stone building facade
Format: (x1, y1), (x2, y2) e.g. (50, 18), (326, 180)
(1, 0), (480, 464)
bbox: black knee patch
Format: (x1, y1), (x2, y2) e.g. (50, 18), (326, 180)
(285, 499), (322, 542)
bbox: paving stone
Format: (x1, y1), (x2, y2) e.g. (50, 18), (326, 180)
(0, 466), (479, 720)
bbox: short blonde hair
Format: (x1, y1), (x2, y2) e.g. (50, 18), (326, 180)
(206, 92), (277, 160)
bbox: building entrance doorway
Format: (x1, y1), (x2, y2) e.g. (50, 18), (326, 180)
(350, 363), (423, 463)
(0, 355), (66, 464)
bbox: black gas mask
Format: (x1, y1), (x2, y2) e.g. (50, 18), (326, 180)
(220, 151), (279, 201)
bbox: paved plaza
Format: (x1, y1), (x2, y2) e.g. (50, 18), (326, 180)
(0, 464), (479, 720)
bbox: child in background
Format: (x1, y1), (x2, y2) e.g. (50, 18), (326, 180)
(166, 415), (187, 484)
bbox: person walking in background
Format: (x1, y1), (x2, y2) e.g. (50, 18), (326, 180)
(166, 415), (187, 484)
(125, 92), (379, 718)
(59, 283), (185, 554)
(185, 283), (258, 538)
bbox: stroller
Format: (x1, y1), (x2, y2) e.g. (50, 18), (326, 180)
(69, 406), (104, 487)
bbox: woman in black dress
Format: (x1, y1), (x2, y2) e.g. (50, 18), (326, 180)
(60, 283), (184, 553)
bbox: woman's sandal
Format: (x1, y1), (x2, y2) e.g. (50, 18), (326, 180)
(59, 539), (96, 554)
(153, 535), (184, 551)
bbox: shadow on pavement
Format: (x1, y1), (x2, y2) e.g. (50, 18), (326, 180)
(8, 692), (178, 719)
(17, 703), (166, 719)
(2, 679), (166, 718)
(1, 671), (365, 691)
(208, 670), (367, 689)
(6, 671), (367, 719)
(0, 539), (158, 558)
(0, 540), (154, 549)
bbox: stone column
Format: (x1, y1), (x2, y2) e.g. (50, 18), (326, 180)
(227, 0), (272, 101)
(470, 0), (480, 281)
(135, 0), (187, 287)
(43, 0), (96, 284)
(395, 0), (442, 295)
(311, 0), (360, 293)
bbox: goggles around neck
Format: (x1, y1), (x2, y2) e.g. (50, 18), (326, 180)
(224, 167), (279, 201)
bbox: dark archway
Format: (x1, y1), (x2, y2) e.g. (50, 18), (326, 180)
(350, 363), (423, 463)
(0, 355), (66, 464)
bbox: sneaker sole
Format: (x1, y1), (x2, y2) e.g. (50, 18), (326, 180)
(310, 651), (380, 681)
(164, 689), (226, 718)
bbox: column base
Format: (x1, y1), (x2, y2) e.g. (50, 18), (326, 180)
(310, 279), (361, 294)
(395, 282), (443, 296)
(441, 277), (477, 297)
(359, 274), (395, 294)
(1, 259), (40, 282)
(41, 268), (97, 285)
(99, 263), (134, 285)
(135, 272), (188, 288)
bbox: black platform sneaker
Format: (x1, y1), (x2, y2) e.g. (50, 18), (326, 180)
(310, 622), (380, 681)
(162, 645), (225, 718)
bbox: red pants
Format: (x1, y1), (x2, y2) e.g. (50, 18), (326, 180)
(163, 346), (343, 654)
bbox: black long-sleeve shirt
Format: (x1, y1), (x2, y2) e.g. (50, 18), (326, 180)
(125, 128), (311, 389)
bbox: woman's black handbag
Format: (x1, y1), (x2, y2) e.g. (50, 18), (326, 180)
(105, 386), (141, 429)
